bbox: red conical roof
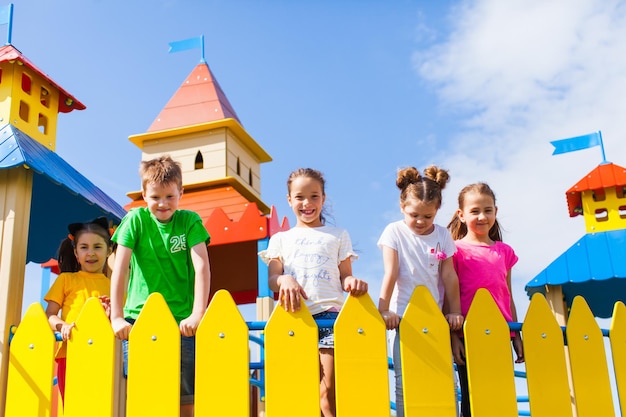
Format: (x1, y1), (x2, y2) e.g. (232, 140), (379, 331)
(147, 63), (240, 132)
(566, 162), (626, 217)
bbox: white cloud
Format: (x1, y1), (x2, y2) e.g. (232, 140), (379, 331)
(415, 0), (626, 317)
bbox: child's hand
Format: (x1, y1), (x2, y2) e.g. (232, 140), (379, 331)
(450, 332), (465, 365)
(111, 317), (132, 340)
(445, 313), (464, 331)
(60, 322), (75, 341)
(277, 275), (308, 312)
(342, 276), (368, 296)
(180, 313), (203, 337)
(512, 332), (524, 363)
(379, 310), (400, 330)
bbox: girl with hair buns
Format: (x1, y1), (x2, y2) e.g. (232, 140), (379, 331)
(377, 166), (463, 417)
(44, 217), (113, 402)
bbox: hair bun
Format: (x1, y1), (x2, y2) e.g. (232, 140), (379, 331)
(67, 216), (110, 236)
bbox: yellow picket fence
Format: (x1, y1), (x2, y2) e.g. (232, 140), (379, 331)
(5, 286), (626, 417)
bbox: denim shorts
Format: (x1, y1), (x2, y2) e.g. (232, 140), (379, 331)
(313, 310), (338, 348)
(122, 319), (196, 405)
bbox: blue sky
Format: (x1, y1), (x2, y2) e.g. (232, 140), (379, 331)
(16, 0), (626, 332)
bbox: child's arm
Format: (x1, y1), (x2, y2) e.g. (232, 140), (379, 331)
(268, 258), (308, 312)
(179, 242), (211, 337)
(450, 331), (466, 366)
(45, 301), (74, 341)
(440, 257), (464, 331)
(339, 259), (368, 296)
(507, 269), (524, 363)
(110, 244), (133, 340)
(378, 246), (401, 330)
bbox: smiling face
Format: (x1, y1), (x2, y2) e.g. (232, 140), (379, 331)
(401, 198), (439, 235)
(287, 176), (325, 227)
(458, 191), (498, 242)
(74, 232), (110, 274)
(142, 181), (182, 223)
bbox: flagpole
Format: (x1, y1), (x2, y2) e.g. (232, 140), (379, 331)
(200, 34), (205, 63)
(598, 130), (607, 163)
(5, 3), (12, 45)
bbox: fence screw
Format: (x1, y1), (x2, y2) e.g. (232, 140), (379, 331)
(358, 328), (364, 334)
(288, 331), (294, 336)
(219, 332), (225, 338)
(422, 328), (429, 334)
(152, 335), (157, 341)
(485, 329), (491, 335)
(584, 335), (589, 341)
(541, 333), (547, 339)
(88, 339), (93, 345)
(29, 344), (34, 349)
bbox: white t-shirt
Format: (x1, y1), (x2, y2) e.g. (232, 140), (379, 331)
(377, 221), (456, 316)
(259, 225), (357, 315)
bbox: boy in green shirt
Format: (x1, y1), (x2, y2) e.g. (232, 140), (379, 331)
(111, 155), (211, 417)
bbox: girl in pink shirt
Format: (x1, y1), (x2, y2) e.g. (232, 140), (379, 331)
(448, 183), (524, 417)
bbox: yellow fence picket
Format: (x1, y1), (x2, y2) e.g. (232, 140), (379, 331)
(522, 293), (573, 417)
(334, 293), (389, 417)
(126, 293), (180, 417)
(399, 285), (456, 417)
(464, 288), (518, 417)
(264, 299), (319, 417)
(5, 303), (56, 417)
(610, 301), (626, 417)
(196, 289), (249, 416)
(64, 297), (115, 417)
(567, 296), (615, 417)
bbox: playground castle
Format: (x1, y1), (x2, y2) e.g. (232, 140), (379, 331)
(0, 8), (625, 417)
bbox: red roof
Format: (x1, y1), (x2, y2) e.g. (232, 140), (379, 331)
(0, 45), (85, 113)
(147, 63), (240, 132)
(566, 162), (626, 217)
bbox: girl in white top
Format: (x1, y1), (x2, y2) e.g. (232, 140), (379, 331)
(377, 166), (463, 417)
(260, 167), (368, 417)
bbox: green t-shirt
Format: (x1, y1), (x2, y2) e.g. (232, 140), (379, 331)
(112, 208), (210, 323)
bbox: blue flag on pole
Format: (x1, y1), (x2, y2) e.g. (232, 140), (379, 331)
(168, 35), (205, 62)
(550, 132), (601, 155)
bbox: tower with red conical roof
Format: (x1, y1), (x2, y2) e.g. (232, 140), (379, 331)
(124, 58), (287, 305)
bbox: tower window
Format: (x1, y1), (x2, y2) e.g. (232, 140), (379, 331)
(21, 73), (31, 94)
(40, 87), (50, 108)
(592, 190), (606, 202)
(594, 208), (608, 222)
(619, 205), (626, 219)
(19, 101), (29, 122)
(236, 157), (241, 176)
(38, 113), (48, 134)
(194, 150), (203, 169)
(248, 169), (253, 186)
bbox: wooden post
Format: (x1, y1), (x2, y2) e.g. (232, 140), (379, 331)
(0, 167), (33, 417)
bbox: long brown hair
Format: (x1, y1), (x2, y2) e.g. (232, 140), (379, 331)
(447, 182), (503, 241)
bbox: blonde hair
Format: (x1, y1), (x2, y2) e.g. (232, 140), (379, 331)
(139, 155), (183, 191)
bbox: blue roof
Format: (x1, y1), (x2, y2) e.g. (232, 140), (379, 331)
(0, 124), (127, 263)
(525, 229), (626, 318)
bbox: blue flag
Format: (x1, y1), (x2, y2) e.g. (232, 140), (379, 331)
(168, 35), (205, 62)
(550, 132), (601, 155)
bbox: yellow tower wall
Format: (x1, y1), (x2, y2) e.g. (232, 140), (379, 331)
(582, 186), (626, 233)
(0, 61), (59, 149)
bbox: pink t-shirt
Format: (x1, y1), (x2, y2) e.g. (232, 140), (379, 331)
(453, 240), (518, 321)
